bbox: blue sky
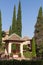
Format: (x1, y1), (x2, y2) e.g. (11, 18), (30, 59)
(0, 0), (43, 38)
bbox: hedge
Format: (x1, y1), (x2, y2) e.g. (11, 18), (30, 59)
(0, 59), (43, 65)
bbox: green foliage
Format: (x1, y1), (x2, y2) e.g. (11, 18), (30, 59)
(0, 60), (43, 65)
(23, 51), (32, 58)
(0, 11), (2, 46)
(18, 53), (21, 57)
(32, 38), (36, 57)
(34, 7), (43, 57)
(38, 7), (42, 17)
(34, 7), (43, 46)
(2, 31), (6, 37)
(17, 1), (22, 37)
(11, 5), (17, 49)
(12, 44), (16, 51)
(10, 53), (13, 57)
(23, 45), (27, 49)
(10, 1), (22, 37)
(12, 5), (17, 34)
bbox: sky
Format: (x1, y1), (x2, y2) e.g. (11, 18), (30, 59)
(0, 0), (43, 38)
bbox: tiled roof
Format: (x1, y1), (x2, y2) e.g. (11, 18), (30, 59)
(22, 36), (29, 40)
(4, 33), (31, 42)
(6, 33), (21, 40)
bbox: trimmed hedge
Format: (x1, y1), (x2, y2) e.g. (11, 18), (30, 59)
(0, 59), (43, 65)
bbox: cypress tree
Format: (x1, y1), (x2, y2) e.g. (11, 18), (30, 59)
(32, 38), (36, 57)
(34, 7), (43, 57)
(34, 7), (43, 47)
(9, 26), (12, 36)
(17, 1), (22, 37)
(11, 5), (17, 50)
(12, 5), (17, 34)
(0, 11), (2, 45)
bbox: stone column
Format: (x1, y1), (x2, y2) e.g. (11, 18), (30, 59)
(5, 48), (8, 55)
(5, 43), (8, 55)
(8, 42), (12, 54)
(20, 44), (23, 57)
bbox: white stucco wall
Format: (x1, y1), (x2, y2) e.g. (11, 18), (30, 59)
(23, 41), (30, 45)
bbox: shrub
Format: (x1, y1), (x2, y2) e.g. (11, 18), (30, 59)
(0, 59), (43, 65)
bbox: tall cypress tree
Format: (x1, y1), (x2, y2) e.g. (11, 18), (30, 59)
(11, 5), (17, 50)
(0, 11), (2, 45)
(32, 38), (36, 57)
(17, 1), (22, 37)
(12, 5), (17, 34)
(34, 7), (43, 47)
